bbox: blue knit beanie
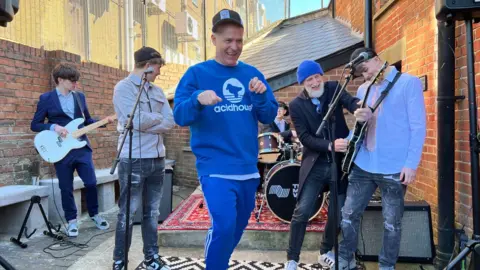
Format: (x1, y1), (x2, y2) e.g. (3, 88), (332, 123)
(296, 60), (324, 84)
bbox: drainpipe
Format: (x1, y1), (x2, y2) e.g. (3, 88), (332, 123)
(83, 0), (91, 61)
(465, 19), (480, 269)
(331, 0), (335, 18)
(364, 0), (372, 48)
(203, 0), (207, 61)
(128, 0), (134, 69)
(124, 0), (130, 71)
(436, 20), (456, 269)
(118, 0), (122, 69)
(142, 0), (147, 47)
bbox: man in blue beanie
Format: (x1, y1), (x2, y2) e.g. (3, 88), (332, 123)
(283, 60), (367, 269)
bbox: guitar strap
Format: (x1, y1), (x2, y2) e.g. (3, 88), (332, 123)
(72, 91), (86, 120)
(370, 71), (402, 113)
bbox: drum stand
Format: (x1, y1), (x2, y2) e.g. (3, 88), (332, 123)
(255, 164), (269, 222)
(255, 145), (296, 222)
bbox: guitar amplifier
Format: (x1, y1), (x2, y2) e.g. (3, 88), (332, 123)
(356, 200), (436, 264)
(133, 166), (173, 224)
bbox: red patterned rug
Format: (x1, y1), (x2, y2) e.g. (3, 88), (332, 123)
(158, 193), (328, 232)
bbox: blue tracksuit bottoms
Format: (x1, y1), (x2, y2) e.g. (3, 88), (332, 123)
(200, 176), (259, 270)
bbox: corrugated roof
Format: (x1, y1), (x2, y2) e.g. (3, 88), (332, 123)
(240, 10), (363, 79)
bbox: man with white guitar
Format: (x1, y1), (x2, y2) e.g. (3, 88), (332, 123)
(112, 47), (174, 270)
(30, 63), (114, 237)
(336, 47), (426, 270)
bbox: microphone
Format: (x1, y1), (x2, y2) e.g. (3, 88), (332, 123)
(144, 66), (155, 74)
(345, 52), (369, 68)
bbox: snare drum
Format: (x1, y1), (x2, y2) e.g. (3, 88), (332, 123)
(258, 132), (282, 164)
(264, 160), (326, 223)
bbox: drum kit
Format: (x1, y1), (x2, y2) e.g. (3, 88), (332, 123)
(256, 132), (328, 223)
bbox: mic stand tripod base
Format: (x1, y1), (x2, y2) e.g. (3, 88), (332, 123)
(10, 195), (63, 249)
(445, 239), (480, 270)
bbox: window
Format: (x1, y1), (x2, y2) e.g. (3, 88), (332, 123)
(192, 0), (198, 7)
(162, 21), (178, 51)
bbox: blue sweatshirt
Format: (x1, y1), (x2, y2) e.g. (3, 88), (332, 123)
(173, 60), (278, 177)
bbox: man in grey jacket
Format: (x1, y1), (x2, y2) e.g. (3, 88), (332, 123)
(111, 47), (175, 270)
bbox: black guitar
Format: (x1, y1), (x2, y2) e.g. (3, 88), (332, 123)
(341, 61), (389, 174)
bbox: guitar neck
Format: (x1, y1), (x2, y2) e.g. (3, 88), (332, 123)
(71, 116), (113, 139)
(359, 61), (388, 109)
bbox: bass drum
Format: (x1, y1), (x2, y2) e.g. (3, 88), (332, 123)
(264, 161), (326, 223)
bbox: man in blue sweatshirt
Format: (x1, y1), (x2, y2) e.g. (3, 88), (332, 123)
(173, 9), (278, 270)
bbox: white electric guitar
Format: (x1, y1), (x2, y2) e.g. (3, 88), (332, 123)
(34, 115), (116, 163)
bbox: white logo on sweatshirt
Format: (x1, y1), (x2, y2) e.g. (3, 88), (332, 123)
(222, 78), (245, 104)
(214, 78), (252, 113)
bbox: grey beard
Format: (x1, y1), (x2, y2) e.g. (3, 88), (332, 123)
(306, 83), (325, 98)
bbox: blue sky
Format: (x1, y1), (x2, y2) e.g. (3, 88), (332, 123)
(290, 0), (330, 17)
(260, 0), (330, 23)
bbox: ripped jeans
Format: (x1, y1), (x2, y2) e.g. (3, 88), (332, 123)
(113, 157), (165, 261)
(338, 165), (406, 269)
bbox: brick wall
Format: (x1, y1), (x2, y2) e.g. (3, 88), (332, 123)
(0, 39), (189, 186)
(334, 0), (365, 35)
(163, 119), (198, 187)
(333, 0), (476, 238)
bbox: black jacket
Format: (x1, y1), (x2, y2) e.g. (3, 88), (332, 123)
(289, 81), (359, 196)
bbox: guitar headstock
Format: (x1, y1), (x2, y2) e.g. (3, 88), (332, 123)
(371, 61), (389, 84)
(359, 61), (389, 108)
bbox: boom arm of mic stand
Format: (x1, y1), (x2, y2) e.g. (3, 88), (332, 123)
(109, 75), (149, 175)
(315, 73), (353, 136)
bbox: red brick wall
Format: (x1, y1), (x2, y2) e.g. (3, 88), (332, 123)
(334, 0), (365, 34)
(0, 40), (123, 185)
(0, 39), (189, 186)
(164, 120), (198, 187)
(334, 0), (475, 238)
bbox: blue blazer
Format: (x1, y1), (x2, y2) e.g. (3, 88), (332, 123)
(30, 89), (98, 150)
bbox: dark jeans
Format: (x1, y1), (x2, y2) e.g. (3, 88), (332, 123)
(54, 147), (98, 222)
(286, 160), (346, 262)
(113, 157), (165, 261)
(338, 165), (406, 269)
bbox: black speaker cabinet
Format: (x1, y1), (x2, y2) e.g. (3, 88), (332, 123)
(357, 200), (436, 264)
(436, 0), (480, 22)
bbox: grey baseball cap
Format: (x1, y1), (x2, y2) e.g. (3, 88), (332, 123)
(212, 9), (243, 33)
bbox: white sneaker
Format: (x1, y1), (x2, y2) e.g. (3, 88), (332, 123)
(284, 260), (297, 270)
(319, 250), (335, 268)
(66, 220), (79, 237)
(91, 214), (110, 230)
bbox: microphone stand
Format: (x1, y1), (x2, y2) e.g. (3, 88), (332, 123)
(110, 71), (149, 270)
(315, 67), (354, 270)
(0, 255), (15, 270)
